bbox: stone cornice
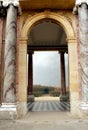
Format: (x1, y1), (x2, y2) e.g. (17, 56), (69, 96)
(3, 0), (19, 7)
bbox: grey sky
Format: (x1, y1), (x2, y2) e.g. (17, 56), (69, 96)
(33, 51), (68, 87)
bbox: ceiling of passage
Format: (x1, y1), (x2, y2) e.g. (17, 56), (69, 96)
(19, 0), (75, 10)
(28, 21), (67, 47)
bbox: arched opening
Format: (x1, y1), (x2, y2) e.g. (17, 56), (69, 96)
(19, 12), (79, 117)
(27, 19), (70, 112)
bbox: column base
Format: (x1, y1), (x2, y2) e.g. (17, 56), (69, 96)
(17, 102), (27, 118)
(70, 92), (88, 118)
(27, 95), (35, 102)
(60, 95), (69, 102)
(78, 102), (88, 117)
(0, 103), (17, 119)
(80, 101), (88, 110)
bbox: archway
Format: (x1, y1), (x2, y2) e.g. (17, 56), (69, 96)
(27, 20), (69, 111)
(18, 12), (79, 117)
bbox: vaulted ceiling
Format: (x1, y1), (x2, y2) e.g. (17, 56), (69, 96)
(20, 0), (75, 10)
(28, 21), (67, 47)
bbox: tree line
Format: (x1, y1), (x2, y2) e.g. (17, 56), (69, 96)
(33, 85), (60, 97)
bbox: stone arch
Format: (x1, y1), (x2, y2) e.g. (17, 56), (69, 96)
(18, 11), (79, 117)
(21, 12), (75, 40)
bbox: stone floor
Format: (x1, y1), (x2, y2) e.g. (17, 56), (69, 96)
(0, 96), (88, 130)
(0, 112), (88, 130)
(27, 101), (70, 111)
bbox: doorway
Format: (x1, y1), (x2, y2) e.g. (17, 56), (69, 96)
(27, 21), (69, 112)
(18, 12), (79, 117)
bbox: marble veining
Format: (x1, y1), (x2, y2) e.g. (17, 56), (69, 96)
(3, 5), (17, 103)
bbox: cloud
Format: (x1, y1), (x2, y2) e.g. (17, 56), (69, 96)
(33, 51), (60, 86)
(33, 51), (68, 87)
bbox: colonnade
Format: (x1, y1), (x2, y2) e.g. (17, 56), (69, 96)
(27, 50), (67, 99)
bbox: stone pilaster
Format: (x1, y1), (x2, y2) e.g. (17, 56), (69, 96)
(16, 16), (20, 102)
(73, 0), (88, 111)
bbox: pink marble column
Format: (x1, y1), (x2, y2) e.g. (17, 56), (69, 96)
(3, 5), (18, 103)
(0, 19), (3, 64)
(60, 52), (66, 95)
(0, 18), (3, 103)
(28, 52), (33, 95)
(78, 3), (88, 103)
(73, 1), (88, 109)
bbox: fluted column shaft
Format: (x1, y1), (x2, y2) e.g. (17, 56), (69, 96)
(60, 52), (66, 95)
(28, 52), (33, 95)
(3, 4), (17, 103)
(78, 3), (88, 102)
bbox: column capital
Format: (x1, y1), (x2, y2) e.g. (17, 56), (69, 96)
(67, 37), (77, 44)
(2, 0), (22, 15)
(59, 50), (66, 54)
(76, 0), (88, 6)
(28, 50), (34, 55)
(3, 0), (19, 7)
(73, 0), (88, 15)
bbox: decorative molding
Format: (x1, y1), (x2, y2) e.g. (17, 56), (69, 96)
(67, 37), (77, 44)
(3, 0), (19, 7)
(76, 0), (88, 5)
(21, 12), (75, 39)
(59, 12), (72, 25)
(80, 102), (88, 110)
(0, 103), (17, 119)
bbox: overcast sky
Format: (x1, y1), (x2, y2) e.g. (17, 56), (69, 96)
(32, 51), (68, 87)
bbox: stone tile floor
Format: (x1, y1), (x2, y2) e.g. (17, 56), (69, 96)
(27, 101), (70, 112)
(0, 96), (88, 130)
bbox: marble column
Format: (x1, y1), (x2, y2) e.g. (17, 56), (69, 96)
(3, 4), (18, 103)
(73, 0), (88, 109)
(60, 52), (66, 95)
(78, 3), (88, 107)
(28, 51), (33, 95)
(0, 18), (3, 103)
